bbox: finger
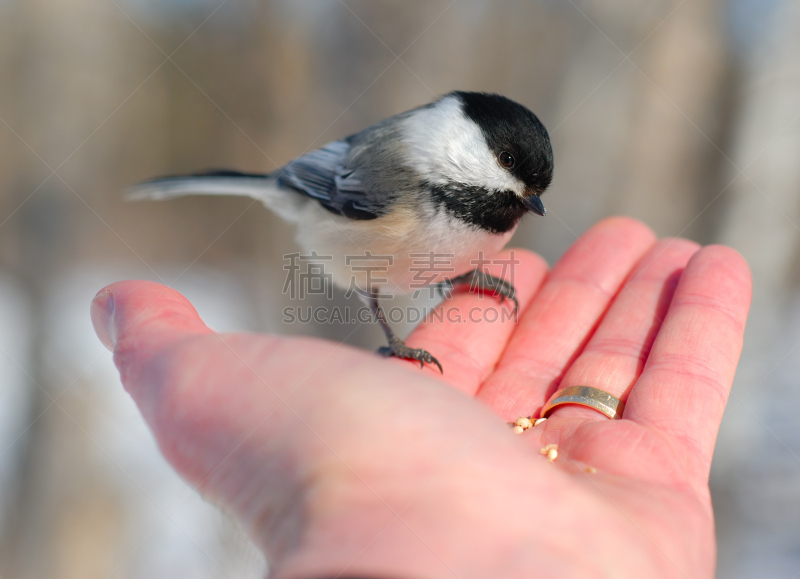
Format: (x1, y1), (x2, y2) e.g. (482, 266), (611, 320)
(477, 217), (657, 420)
(90, 280), (312, 491)
(89, 280), (391, 557)
(623, 245), (751, 472)
(544, 238), (700, 421)
(91, 280), (212, 364)
(399, 249), (548, 394)
(91, 280), (216, 416)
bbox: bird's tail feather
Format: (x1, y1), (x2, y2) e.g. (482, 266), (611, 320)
(126, 170), (304, 221)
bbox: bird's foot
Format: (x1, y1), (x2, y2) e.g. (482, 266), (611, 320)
(440, 270), (519, 312)
(377, 336), (443, 374)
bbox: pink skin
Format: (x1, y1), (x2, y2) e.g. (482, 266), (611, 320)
(91, 217), (751, 579)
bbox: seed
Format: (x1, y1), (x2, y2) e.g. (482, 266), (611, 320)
(547, 448), (558, 461)
(584, 466), (597, 474)
(512, 425), (524, 434)
(515, 417), (533, 429)
(533, 418), (547, 426)
(540, 444), (558, 455)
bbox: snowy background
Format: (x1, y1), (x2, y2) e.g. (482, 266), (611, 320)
(0, 0), (798, 577)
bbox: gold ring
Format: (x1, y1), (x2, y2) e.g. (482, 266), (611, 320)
(541, 386), (625, 420)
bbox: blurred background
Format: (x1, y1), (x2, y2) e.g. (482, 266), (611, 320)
(0, 0), (797, 577)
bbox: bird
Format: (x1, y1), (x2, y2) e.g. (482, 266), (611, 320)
(129, 91), (554, 373)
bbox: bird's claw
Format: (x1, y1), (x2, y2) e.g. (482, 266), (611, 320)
(377, 339), (443, 374)
(443, 271), (519, 313)
(481, 274), (518, 313)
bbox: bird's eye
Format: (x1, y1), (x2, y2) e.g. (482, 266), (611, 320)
(498, 151), (515, 169)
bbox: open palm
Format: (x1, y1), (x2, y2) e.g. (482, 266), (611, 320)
(92, 217), (751, 578)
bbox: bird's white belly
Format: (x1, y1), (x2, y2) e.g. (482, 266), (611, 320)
(382, 225), (515, 294)
(295, 203), (517, 295)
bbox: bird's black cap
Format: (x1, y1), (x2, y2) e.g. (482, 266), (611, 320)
(452, 91), (554, 195)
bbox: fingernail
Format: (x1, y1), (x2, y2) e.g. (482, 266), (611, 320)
(91, 289), (116, 351)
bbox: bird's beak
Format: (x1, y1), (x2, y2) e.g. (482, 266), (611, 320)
(524, 194), (546, 216)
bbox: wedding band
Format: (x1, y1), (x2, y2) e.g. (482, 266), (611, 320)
(541, 386), (625, 420)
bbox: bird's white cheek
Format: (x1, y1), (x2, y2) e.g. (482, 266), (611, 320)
(403, 97), (525, 195)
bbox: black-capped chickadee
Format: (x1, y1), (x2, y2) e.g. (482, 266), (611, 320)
(130, 91), (554, 373)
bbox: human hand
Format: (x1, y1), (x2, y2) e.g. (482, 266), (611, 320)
(90, 217), (751, 578)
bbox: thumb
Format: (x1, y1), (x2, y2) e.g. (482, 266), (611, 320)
(90, 280), (214, 400)
(91, 280), (212, 351)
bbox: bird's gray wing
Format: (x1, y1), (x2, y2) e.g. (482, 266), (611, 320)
(128, 135), (393, 221)
(276, 139), (381, 220)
